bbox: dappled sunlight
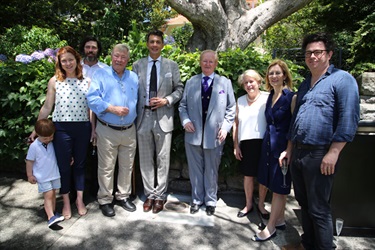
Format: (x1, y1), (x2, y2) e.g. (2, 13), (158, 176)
(1, 175), (374, 249)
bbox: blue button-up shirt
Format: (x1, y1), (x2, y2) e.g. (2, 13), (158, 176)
(288, 65), (360, 145)
(86, 66), (138, 126)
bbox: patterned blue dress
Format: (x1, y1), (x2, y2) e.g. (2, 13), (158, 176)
(258, 88), (294, 194)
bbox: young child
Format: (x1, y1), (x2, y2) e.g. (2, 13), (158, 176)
(26, 119), (64, 228)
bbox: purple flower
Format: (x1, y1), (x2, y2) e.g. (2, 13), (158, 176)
(43, 48), (56, 57)
(0, 54), (7, 62)
(164, 36), (175, 45)
(48, 56), (57, 63)
(31, 51), (46, 61)
(15, 54), (33, 64)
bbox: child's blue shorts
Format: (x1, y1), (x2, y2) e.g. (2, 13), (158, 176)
(38, 178), (61, 193)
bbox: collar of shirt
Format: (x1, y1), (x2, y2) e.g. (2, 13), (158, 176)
(148, 56), (161, 64)
(111, 67), (129, 81)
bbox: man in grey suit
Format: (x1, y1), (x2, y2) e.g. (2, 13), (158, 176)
(179, 50), (236, 216)
(133, 30), (183, 214)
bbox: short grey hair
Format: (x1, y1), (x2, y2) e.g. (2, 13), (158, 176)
(111, 44), (130, 57)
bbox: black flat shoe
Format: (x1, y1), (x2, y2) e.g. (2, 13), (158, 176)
(190, 204), (201, 214)
(275, 223), (286, 230)
(100, 204), (115, 217)
(251, 230), (276, 242)
(237, 206), (254, 218)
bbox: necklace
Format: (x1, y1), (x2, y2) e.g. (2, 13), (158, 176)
(246, 92), (260, 103)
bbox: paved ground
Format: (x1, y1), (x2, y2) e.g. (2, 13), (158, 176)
(1, 173), (375, 250)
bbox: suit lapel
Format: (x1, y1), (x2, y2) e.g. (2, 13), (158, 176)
(158, 57), (166, 92)
(206, 74), (220, 117)
(193, 76), (203, 117)
(141, 58), (148, 92)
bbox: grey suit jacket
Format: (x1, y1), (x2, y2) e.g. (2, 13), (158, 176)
(133, 57), (183, 133)
(179, 74), (236, 149)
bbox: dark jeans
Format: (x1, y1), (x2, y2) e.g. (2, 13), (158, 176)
(54, 121), (91, 194)
(290, 147), (335, 250)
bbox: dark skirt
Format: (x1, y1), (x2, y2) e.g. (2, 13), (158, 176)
(258, 132), (291, 195)
(238, 139), (263, 177)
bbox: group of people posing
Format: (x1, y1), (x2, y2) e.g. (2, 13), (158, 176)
(26, 30), (359, 250)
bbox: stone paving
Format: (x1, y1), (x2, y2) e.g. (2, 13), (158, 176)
(1, 174), (375, 250)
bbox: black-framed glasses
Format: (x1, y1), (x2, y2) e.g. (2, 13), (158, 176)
(304, 50), (327, 58)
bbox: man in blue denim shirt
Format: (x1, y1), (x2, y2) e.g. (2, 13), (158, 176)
(87, 44), (139, 217)
(280, 33), (360, 250)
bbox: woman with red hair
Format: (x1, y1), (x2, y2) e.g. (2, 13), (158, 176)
(29, 46), (95, 220)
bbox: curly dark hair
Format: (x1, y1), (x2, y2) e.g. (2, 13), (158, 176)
(79, 36), (102, 57)
(302, 32), (335, 53)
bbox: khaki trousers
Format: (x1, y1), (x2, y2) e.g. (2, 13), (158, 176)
(96, 122), (137, 205)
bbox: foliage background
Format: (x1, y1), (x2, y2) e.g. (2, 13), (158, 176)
(0, 27), (305, 177)
(0, 0), (373, 174)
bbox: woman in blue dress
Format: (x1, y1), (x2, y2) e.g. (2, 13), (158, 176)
(252, 59), (296, 242)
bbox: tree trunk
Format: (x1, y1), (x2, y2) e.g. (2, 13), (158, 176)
(166, 0), (314, 51)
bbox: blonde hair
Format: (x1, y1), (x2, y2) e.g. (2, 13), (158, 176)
(237, 69), (263, 88)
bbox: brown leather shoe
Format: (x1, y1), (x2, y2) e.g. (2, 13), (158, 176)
(143, 198), (154, 212)
(152, 200), (165, 214)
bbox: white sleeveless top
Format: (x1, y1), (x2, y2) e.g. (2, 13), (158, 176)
(237, 91), (268, 142)
(52, 77), (90, 122)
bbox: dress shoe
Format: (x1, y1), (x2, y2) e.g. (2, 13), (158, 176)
(251, 230), (277, 242)
(237, 206), (254, 218)
(206, 206), (215, 216)
(152, 200), (165, 214)
(100, 204), (115, 217)
(190, 204), (201, 214)
(143, 198), (154, 212)
(118, 199), (136, 212)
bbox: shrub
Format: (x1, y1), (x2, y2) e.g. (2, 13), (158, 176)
(0, 59), (55, 163)
(0, 25), (67, 58)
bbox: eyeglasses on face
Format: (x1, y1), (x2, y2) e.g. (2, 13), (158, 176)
(304, 50), (327, 58)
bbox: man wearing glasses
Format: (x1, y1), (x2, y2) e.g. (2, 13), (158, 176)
(280, 33), (359, 249)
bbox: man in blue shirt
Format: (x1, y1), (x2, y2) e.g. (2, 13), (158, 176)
(86, 44), (139, 217)
(280, 33), (360, 249)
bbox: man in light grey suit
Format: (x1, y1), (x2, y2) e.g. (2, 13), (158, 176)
(133, 30), (183, 214)
(179, 50), (236, 216)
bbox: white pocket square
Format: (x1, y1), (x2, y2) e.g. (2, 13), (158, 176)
(165, 72), (172, 77)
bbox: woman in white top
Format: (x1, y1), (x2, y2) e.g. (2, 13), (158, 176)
(233, 69), (269, 219)
(29, 46), (95, 220)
